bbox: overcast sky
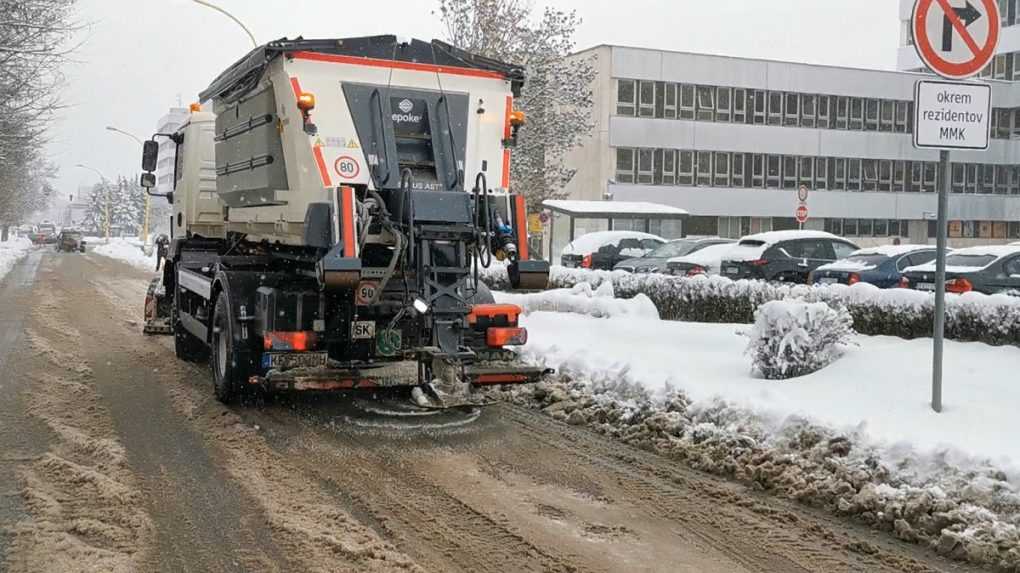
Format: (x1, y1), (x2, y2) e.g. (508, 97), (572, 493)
(50, 0), (901, 199)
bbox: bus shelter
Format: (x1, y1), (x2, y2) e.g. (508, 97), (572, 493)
(542, 200), (689, 262)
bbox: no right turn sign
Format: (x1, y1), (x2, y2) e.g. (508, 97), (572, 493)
(913, 0), (1000, 79)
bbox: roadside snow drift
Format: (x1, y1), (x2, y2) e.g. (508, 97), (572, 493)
(0, 236), (32, 283)
(91, 238), (157, 271)
(494, 282), (658, 319)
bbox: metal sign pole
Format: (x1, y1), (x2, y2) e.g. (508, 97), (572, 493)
(931, 149), (950, 413)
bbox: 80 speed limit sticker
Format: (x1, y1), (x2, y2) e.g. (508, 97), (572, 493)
(334, 155), (361, 180)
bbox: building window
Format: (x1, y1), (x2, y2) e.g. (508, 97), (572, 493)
(880, 100), (894, 132)
(799, 156), (813, 187)
(680, 84), (695, 119)
(833, 157), (846, 190)
(923, 162), (937, 191)
(732, 152), (746, 187)
(767, 92), (782, 125)
(864, 99), (879, 131)
(733, 88), (746, 123)
(848, 158), (861, 191)
(784, 93), (799, 126)
(751, 90), (766, 124)
(1010, 222), (1020, 239)
(639, 81), (655, 117)
(996, 165), (1008, 194)
(874, 219), (889, 236)
(893, 160), (906, 192)
(817, 95), (831, 129)
(859, 218), (874, 236)
(844, 219), (859, 236)
(637, 148), (654, 184)
(1010, 165), (1020, 195)
(909, 162), (922, 192)
(849, 97), (864, 130)
(965, 164), (978, 193)
(696, 86), (715, 121)
(752, 154), (765, 188)
(615, 148), (635, 183)
(662, 149), (676, 185)
(766, 154), (781, 188)
(998, 109), (1012, 139)
(654, 82), (666, 118)
(801, 94), (816, 128)
(696, 151), (712, 186)
(783, 155), (798, 189)
(862, 159), (878, 191)
(980, 164), (995, 194)
(879, 159), (892, 191)
(716, 87), (732, 122)
(894, 101), (908, 133)
(663, 83), (677, 119)
(836, 97), (849, 129)
(952, 163), (965, 194)
(616, 80), (636, 116)
(687, 216), (719, 237)
(714, 152), (730, 187)
(825, 218), (843, 235)
(815, 157), (828, 190)
(678, 150), (694, 186)
(889, 219), (901, 237)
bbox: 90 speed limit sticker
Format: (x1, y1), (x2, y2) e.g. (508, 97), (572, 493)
(355, 280), (378, 305)
(334, 155), (361, 180)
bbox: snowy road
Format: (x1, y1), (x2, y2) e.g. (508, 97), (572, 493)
(0, 247), (989, 572)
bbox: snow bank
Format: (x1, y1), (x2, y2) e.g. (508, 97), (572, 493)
(91, 238), (156, 271)
(0, 236), (32, 283)
(494, 282), (659, 319)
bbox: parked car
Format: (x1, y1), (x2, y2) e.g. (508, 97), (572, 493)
(809, 245), (938, 288)
(614, 238), (733, 274)
(560, 231), (665, 270)
(901, 245), (1020, 295)
(666, 241), (738, 276)
(55, 229), (86, 253)
(31, 223), (58, 245)
(719, 230), (859, 283)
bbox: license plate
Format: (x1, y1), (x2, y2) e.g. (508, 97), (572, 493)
(724, 267), (739, 275)
(352, 320), (376, 340)
(819, 277), (839, 285)
(266, 351), (328, 370)
(917, 282), (935, 292)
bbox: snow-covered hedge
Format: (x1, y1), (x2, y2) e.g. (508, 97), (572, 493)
(746, 301), (854, 379)
(482, 266), (1020, 347)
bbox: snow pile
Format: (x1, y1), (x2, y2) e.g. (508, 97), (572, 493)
(91, 238), (157, 271)
(746, 301), (854, 379)
(494, 282), (659, 319)
(0, 236), (32, 283)
(494, 311), (1020, 569)
(814, 259), (878, 272)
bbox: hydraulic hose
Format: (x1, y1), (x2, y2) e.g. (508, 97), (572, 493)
(473, 172), (493, 269)
(401, 168), (415, 268)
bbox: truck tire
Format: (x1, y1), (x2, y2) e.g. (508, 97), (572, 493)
(211, 291), (248, 404)
(467, 279), (495, 305)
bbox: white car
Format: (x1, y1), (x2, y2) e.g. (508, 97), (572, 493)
(665, 242), (738, 276)
(560, 231), (665, 270)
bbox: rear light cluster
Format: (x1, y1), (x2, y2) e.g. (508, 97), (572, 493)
(686, 266), (706, 277)
(581, 254), (593, 268)
(264, 331), (317, 351)
(946, 277), (973, 294)
(898, 277), (910, 288)
(468, 303), (528, 348)
(749, 259), (769, 267)
(847, 273), (861, 285)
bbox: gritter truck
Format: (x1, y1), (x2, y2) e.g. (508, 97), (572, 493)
(139, 36), (551, 405)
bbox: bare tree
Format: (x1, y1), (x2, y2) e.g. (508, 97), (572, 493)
(0, 0), (79, 240)
(436, 0), (596, 210)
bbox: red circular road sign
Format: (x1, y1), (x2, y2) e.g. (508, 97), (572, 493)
(795, 204), (809, 224)
(913, 0), (1000, 80)
(334, 155), (360, 180)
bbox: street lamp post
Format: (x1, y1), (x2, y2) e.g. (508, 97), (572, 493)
(191, 0), (257, 48)
(75, 163), (111, 240)
(105, 126), (150, 243)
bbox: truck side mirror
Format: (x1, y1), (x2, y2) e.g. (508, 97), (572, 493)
(141, 139), (159, 172)
(140, 172), (156, 189)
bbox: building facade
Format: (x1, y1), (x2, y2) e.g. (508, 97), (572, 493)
(562, 43), (1020, 247)
(154, 107), (189, 195)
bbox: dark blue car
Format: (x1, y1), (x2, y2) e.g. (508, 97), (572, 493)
(809, 245), (939, 288)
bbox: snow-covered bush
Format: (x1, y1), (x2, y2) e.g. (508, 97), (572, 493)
(484, 267), (1020, 347)
(745, 300), (854, 379)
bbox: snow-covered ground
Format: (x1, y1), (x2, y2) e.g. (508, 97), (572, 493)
(0, 236), (33, 283)
(90, 237), (157, 271)
(518, 309), (1020, 469)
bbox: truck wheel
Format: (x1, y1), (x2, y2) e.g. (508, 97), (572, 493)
(211, 291), (248, 404)
(467, 279), (496, 305)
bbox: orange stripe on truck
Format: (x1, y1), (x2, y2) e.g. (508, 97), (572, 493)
(291, 50), (507, 80)
(513, 194), (529, 260)
(340, 186), (356, 257)
(289, 76), (333, 188)
(502, 96), (513, 188)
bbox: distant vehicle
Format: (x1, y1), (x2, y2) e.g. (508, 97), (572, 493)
(31, 223), (58, 245)
(666, 241), (739, 276)
(614, 238), (733, 273)
(901, 245), (1020, 295)
(560, 231), (665, 270)
(17, 224), (34, 237)
(55, 230), (86, 253)
(719, 230), (859, 283)
(809, 245), (939, 288)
